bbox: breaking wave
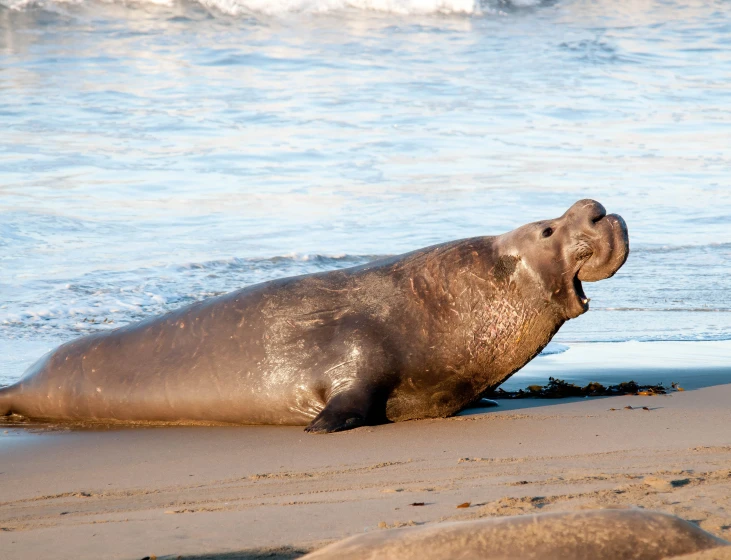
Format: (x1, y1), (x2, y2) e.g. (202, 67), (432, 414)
(0, 0), (543, 16)
(0, 254), (383, 340)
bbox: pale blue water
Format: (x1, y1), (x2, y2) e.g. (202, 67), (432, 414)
(1, 0), (730, 386)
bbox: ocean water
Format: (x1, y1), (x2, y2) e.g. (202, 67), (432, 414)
(1, 0), (730, 387)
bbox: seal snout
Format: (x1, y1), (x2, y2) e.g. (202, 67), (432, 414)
(587, 202), (607, 225)
(576, 211), (629, 283)
(555, 199), (630, 318)
(565, 199), (607, 225)
(561, 199), (629, 284)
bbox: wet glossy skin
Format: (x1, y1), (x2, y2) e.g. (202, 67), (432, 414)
(0, 200), (628, 433)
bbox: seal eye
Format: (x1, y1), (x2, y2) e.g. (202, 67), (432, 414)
(542, 227), (553, 238)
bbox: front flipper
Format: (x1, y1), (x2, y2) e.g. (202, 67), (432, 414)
(305, 383), (378, 434)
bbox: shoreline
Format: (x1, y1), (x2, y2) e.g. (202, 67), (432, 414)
(502, 339), (731, 392)
(2, 339), (729, 434)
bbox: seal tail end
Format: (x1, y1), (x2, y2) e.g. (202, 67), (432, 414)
(0, 385), (16, 416)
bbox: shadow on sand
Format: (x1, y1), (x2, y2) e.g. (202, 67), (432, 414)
(158, 546), (311, 560)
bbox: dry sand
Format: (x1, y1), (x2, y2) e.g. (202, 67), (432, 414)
(1, 375), (729, 560)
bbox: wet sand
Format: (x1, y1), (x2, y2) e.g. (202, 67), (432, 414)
(1, 372), (730, 559)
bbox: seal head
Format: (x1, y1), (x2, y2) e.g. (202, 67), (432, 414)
(496, 199), (629, 319)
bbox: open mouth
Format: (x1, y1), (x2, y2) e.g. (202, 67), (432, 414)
(573, 274), (590, 311)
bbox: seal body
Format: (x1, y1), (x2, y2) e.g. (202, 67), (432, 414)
(0, 199), (629, 432)
(300, 510), (729, 560)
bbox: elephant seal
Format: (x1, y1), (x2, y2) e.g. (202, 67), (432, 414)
(300, 509), (729, 560)
(0, 199), (628, 432)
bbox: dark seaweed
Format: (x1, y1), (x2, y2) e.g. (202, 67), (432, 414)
(484, 377), (673, 399)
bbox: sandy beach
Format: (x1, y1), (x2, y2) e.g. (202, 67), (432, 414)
(2, 344), (729, 559)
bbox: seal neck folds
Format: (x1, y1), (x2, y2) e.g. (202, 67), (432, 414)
(399, 239), (562, 396)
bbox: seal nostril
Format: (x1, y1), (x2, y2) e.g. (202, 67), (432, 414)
(591, 214), (604, 224)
